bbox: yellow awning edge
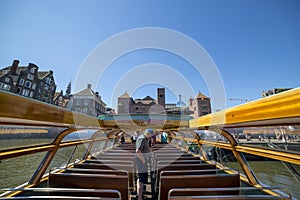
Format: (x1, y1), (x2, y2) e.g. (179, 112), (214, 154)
(189, 87), (300, 129)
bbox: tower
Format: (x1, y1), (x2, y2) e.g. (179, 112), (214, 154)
(157, 88), (165, 108)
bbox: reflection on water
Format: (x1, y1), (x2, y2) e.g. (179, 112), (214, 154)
(228, 161), (300, 199)
(0, 139), (87, 192)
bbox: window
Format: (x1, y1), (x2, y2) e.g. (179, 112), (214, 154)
(21, 89), (29, 96)
(30, 68), (35, 74)
(46, 77), (52, 84)
(5, 77), (10, 82)
(83, 108), (88, 114)
(25, 81), (32, 88)
(0, 83), (10, 91)
(27, 74), (34, 80)
(84, 100), (89, 105)
(29, 91), (34, 98)
(19, 78), (24, 86)
(32, 83), (36, 90)
(202, 105), (208, 110)
(76, 99), (81, 105)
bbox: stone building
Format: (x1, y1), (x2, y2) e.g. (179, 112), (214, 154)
(188, 92), (211, 118)
(118, 88), (166, 114)
(70, 84), (106, 117)
(0, 60), (56, 104)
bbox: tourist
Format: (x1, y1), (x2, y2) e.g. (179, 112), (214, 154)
(135, 128), (154, 200)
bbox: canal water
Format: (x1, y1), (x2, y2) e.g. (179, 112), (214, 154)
(0, 139), (299, 199)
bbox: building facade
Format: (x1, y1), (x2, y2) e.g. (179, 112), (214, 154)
(118, 88), (166, 114)
(188, 92), (212, 118)
(117, 88), (211, 118)
(0, 60), (56, 104)
(70, 84), (107, 117)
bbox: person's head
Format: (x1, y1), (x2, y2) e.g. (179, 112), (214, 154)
(144, 128), (154, 138)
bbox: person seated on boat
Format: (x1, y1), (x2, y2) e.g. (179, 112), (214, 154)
(135, 128), (154, 200)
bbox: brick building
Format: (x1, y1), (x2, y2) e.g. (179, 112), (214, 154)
(0, 60), (56, 104)
(117, 88), (166, 114)
(188, 92), (211, 118)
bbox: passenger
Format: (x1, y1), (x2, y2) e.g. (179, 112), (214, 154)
(131, 131), (138, 144)
(161, 132), (168, 144)
(135, 128), (154, 200)
(120, 134), (125, 144)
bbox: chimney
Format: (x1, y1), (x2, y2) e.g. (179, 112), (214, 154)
(10, 60), (19, 75)
(95, 92), (99, 97)
(87, 84), (92, 89)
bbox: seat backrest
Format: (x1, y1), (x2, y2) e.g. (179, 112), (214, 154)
(48, 173), (128, 200)
(73, 163), (134, 190)
(168, 195), (288, 200)
(156, 163), (216, 187)
(159, 174), (240, 200)
(155, 169), (220, 191)
(84, 159), (133, 165)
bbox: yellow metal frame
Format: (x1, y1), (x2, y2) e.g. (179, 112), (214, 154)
(0, 88), (299, 198)
(188, 88), (300, 165)
(189, 87), (300, 128)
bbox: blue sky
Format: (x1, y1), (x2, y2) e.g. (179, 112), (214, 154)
(1, 0), (300, 110)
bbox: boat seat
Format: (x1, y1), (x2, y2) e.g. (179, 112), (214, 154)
(168, 187), (291, 200)
(156, 169), (225, 190)
(156, 163), (216, 189)
(168, 195), (290, 200)
(0, 196), (119, 199)
(155, 154), (200, 161)
(94, 155), (135, 161)
(61, 168), (128, 176)
(0, 188), (121, 200)
(72, 163), (134, 192)
(48, 173), (128, 200)
(83, 159), (134, 166)
(156, 159), (204, 165)
(97, 153), (136, 157)
(105, 149), (135, 153)
(159, 174), (240, 200)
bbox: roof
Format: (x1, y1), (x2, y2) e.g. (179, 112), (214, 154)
(53, 91), (63, 101)
(73, 87), (107, 106)
(0, 66), (27, 76)
(38, 71), (50, 79)
(119, 91), (131, 98)
(195, 92), (209, 99)
(143, 95), (154, 100)
(74, 88), (94, 96)
(135, 97), (156, 105)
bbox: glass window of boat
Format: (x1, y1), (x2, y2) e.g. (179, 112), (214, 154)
(0, 151), (47, 193)
(0, 126), (65, 151)
(61, 129), (100, 142)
